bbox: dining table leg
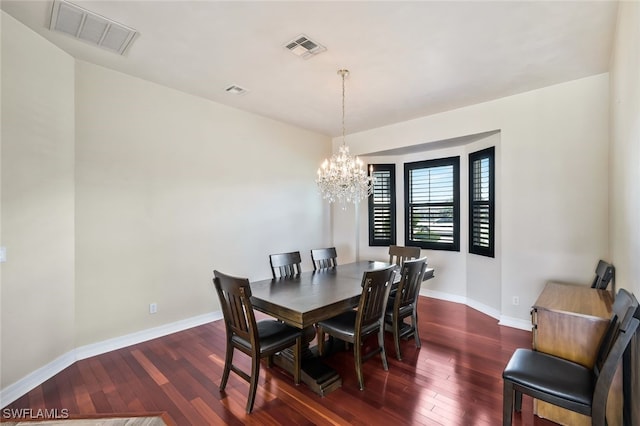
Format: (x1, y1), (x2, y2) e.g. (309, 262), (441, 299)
(273, 325), (342, 396)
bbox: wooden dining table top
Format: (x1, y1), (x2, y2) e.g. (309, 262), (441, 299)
(250, 260), (435, 329)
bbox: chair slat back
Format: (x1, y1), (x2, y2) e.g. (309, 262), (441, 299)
(593, 289), (638, 376)
(213, 270), (257, 345)
(356, 266), (396, 331)
(395, 257), (427, 308)
(311, 247), (337, 270)
(591, 260), (614, 290)
(389, 245), (421, 266)
(269, 251), (302, 278)
(591, 314), (639, 424)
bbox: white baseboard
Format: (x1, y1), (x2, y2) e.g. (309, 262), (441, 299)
(0, 311), (222, 408)
(75, 312), (222, 360)
(0, 351), (76, 410)
(420, 288), (467, 305)
(420, 288), (530, 330)
(498, 315), (533, 331)
(466, 298), (502, 321)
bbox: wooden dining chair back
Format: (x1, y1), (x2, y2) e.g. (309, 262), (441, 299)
(269, 251), (302, 278)
(213, 270), (302, 413)
(502, 289), (639, 426)
(388, 245), (421, 266)
(311, 247), (338, 270)
(317, 265), (396, 390)
(591, 259), (615, 290)
(385, 257), (427, 360)
(593, 288), (637, 375)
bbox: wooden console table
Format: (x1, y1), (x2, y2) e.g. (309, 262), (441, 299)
(531, 281), (617, 425)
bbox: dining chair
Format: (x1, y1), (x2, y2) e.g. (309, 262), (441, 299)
(311, 247), (338, 270)
(316, 265), (396, 390)
(591, 259), (614, 290)
(502, 289), (639, 426)
(384, 257), (427, 360)
(269, 251), (302, 278)
(388, 245), (421, 267)
(213, 270), (302, 413)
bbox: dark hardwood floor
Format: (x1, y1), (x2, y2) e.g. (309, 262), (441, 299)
(4, 297), (558, 425)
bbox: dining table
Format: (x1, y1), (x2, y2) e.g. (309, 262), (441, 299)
(250, 260), (435, 396)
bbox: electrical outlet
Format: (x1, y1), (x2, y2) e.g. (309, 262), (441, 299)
(149, 303), (157, 314)
(512, 296), (519, 306)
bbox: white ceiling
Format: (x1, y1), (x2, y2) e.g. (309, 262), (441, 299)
(1, 0), (619, 137)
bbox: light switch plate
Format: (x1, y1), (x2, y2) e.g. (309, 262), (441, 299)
(0, 247), (6, 263)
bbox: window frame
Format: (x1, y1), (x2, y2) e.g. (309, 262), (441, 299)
(368, 163), (397, 247)
(404, 157), (460, 251)
(468, 147), (495, 257)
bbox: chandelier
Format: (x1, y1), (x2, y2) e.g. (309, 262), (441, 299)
(316, 69), (373, 207)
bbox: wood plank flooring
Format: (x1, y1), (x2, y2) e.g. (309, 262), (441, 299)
(3, 297), (558, 425)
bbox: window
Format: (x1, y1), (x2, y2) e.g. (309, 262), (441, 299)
(469, 147), (495, 257)
(368, 164), (396, 246)
(404, 157), (460, 251)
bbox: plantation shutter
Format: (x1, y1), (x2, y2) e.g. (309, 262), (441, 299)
(469, 147), (495, 257)
(368, 164), (396, 246)
(405, 157), (459, 251)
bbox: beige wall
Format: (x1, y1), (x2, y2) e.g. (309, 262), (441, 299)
(1, 12), (76, 389)
(609, 2), (640, 424)
(1, 11), (331, 399)
(334, 74), (610, 325)
(74, 61), (330, 346)
(610, 1), (640, 298)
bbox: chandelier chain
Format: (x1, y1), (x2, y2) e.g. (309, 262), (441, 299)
(341, 69), (346, 147)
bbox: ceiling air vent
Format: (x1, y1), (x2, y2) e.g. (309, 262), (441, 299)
(49, 0), (137, 55)
(225, 85), (248, 95)
(284, 34), (326, 59)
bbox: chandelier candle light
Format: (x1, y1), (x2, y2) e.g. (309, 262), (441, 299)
(316, 69), (373, 208)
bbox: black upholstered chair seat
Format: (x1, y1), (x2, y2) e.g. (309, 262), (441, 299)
(318, 311), (380, 340)
(232, 320), (302, 354)
(503, 348), (593, 409)
(386, 302), (414, 318)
